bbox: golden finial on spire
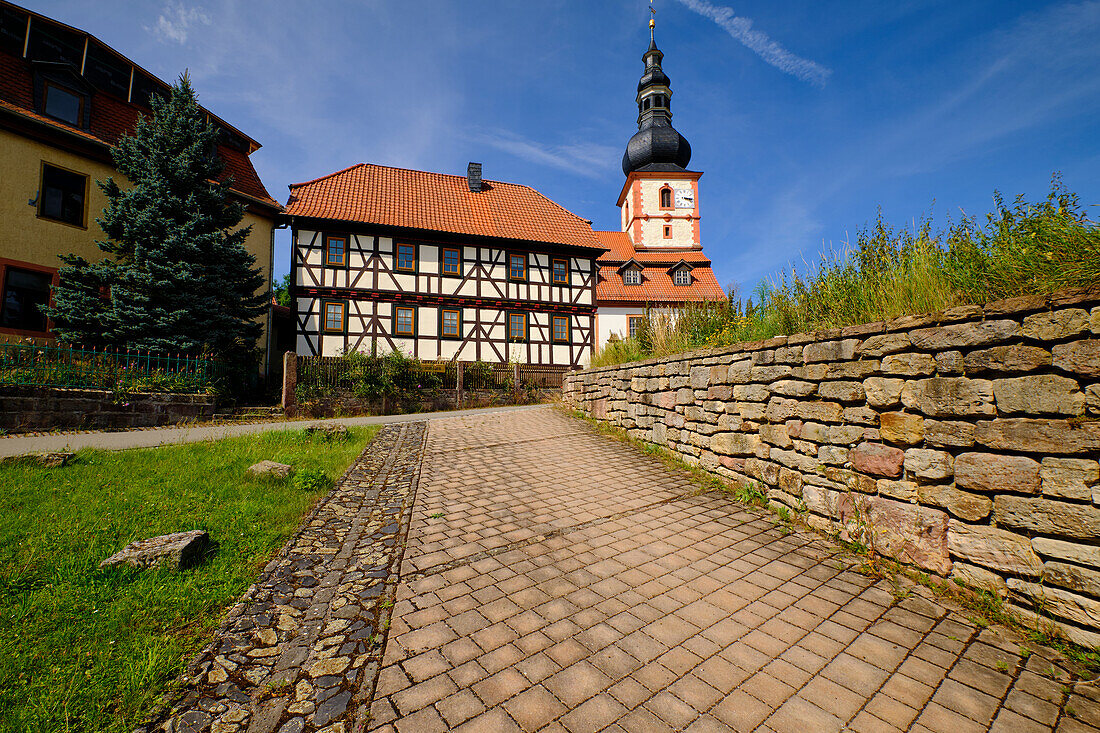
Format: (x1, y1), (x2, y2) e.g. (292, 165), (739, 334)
(649, 1), (656, 40)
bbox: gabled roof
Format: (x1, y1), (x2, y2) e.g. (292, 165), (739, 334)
(593, 230), (725, 303)
(0, 1), (279, 210)
(284, 163), (606, 251)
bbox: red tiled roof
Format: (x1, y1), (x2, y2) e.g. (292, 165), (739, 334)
(284, 163), (606, 251)
(593, 230), (725, 303)
(596, 265), (726, 303)
(595, 231), (713, 265)
(0, 44), (279, 209)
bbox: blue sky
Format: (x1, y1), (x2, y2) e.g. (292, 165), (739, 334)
(27, 0), (1100, 296)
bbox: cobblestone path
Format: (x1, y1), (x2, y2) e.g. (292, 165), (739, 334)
(140, 421), (427, 733)
(368, 408), (1099, 733)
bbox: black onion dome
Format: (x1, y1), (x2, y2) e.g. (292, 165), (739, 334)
(622, 32), (692, 175)
(622, 125), (692, 175)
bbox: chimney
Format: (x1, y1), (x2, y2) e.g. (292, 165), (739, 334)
(466, 162), (482, 192)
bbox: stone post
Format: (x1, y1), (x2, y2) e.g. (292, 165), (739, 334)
(513, 362), (521, 402)
(281, 351), (297, 416)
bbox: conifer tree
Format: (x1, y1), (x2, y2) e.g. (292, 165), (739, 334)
(49, 72), (266, 360)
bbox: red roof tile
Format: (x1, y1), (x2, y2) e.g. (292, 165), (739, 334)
(595, 231), (713, 265)
(596, 265), (726, 303)
(284, 163), (606, 250)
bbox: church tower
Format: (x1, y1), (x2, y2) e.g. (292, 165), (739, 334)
(617, 19), (701, 250)
(591, 18), (725, 354)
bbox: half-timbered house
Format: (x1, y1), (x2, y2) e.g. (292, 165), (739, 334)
(283, 162), (604, 367)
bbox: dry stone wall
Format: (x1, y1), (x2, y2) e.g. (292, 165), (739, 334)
(564, 287), (1100, 646)
(0, 386), (215, 433)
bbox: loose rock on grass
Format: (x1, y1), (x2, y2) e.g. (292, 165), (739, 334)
(100, 530), (212, 571)
(248, 460), (294, 479)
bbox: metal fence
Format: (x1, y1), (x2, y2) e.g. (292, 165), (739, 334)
(296, 355), (570, 393)
(0, 341), (222, 392)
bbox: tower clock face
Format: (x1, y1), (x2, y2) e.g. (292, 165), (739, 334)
(674, 189), (695, 209)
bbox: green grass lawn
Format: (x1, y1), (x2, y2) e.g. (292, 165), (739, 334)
(0, 426), (379, 733)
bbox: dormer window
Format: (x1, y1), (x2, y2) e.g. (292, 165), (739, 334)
(623, 268), (642, 286)
(673, 267), (692, 286)
(44, 82), (83, 126)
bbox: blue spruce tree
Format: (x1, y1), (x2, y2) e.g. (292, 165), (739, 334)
(49, 72), (266, 362)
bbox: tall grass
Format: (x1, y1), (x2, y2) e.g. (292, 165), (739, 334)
(592, 176), (1100, 366)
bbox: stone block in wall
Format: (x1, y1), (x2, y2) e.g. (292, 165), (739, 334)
(868, 498), (952, 575)
(771, 447), (819, 473)
(882, 353), (935, 377)
(863, 378), (905, 409)
(824, 425), (866, 445)
(952, 562), (1007, 596)
(904, 449), (954, 481)
(1040, 458), (1098, 501)
(1021, 308), (1090, 341)
(1088, 385), (1099, 415)
(935, 351), (964, 375)
(707, 385), (733, 400)
(751, 350), (775, 365)
(1092, 306), (1100, 333)
(1007, 579), (1100, 631)
(900, 377), (994, 418)
(916, 485), (992, 521)
(879, 412), (924, 445)
(778, 467), (803, 496)
(759, 423), (791, 448)
(1042, 562), (1100, 598)
(827, 361), (881, 380)
(690, 366), (711, 389)
(804, 339), (861, 363)
(732, 402), (767, 421)
(770, 380), (816, 398)
(676, 388), (694, 405)
(792, 364), (830, 381)
(818, 445), (849, 466)
(652, 392), (676, 409)
(861, 333), (912, 357)
(850, 442), (904, 478)
(1052, 339), (1100, 378)
(711, 432), (762, 456)
(995, 495), (1100, 540)
(774, 345), (804, 364)
(974, 418), (1100, 454)
(727, 360), (752, 382)
(818, 381), (865, 403)
(909, 320), (1019, 350)
(732, 384), (770, 401)
(1032, 537), (1100, 569)
(823, 467), (876, 493)
(745, 458), (781, 485)
(963, 344), (1051, 374)
(844, 406), (879, 426)
(955, 453), (1040, 494)
(874, 479), (916, 502)
(750, 366), (793, 383)
(947, 521), (1040, 574)
(923, 420), (975, 448)
(992, 375), (1085, 416)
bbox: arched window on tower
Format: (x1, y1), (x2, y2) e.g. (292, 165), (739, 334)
(660, 186), (672, 209)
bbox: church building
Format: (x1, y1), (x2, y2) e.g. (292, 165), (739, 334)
(593, 21), (725, 349)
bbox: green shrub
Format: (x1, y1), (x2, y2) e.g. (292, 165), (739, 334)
(292, 467), (331, 493)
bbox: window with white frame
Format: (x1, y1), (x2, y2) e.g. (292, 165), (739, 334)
(673, 268), (692, 285)
(623, 268), (641, 286)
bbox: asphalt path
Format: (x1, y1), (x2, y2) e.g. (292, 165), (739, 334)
(0, 404), (548, 458)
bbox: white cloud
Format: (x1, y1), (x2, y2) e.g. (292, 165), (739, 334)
(149, 2), (210, 44)
(673, 0), (831, 86)
(470, 130), (619, 179)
